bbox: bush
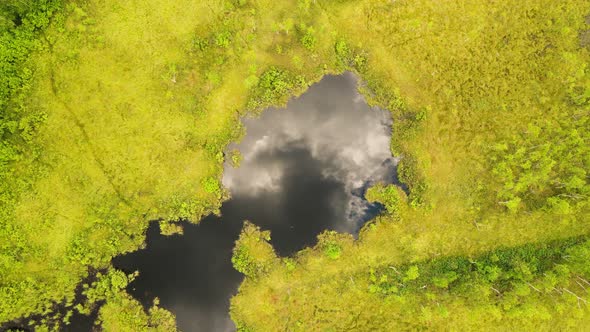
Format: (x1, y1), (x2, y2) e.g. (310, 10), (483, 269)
(324, 243), (342, 260)
(365, 183), (406, 215)
(300, 27), (316, 50)
(231, 222), (277, 278)
(214, 30), (232, 48)
(247, 67), (296, 110)
(334, 40), (350, 63)
(202, 176), (221, 196)
(317, 231), (352, 261)
(397, 156), (428, 207)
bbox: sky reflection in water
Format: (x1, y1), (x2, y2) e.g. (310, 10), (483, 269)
(113, 73), (396, 332)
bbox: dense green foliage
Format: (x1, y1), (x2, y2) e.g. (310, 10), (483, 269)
(88, 270), (176, 331)
(368, 237), (589, 301)
(232, 236), (590, 330)
(231, 222), (277, 278)
(364, 237), (590, 330)
(0, 0), (60, 167)
(365, 183), (407, 216)
(0, 0), (589, 330)
(492, 111), (590, 213)
(0, 0), (64, 324)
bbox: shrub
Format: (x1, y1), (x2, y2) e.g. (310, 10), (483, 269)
(202, 176), (221, 196)
(365, 183), (406, 215)
(214, 30), (232, 48)
(324, 243), (342, 260)
(231, 222), (277, 278)
(247, 67), (296, 109)
(300, 27), (316, 50)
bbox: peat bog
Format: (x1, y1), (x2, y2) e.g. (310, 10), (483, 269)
(113, 73), (397, 331)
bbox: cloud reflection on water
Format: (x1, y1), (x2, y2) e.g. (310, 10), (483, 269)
(113, 72), (396, 332)
(224, 72), (395, 234)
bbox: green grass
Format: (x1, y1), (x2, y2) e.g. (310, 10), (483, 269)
(1, 0), (589, 330)
(231, 0), (590, 330)
(1, 0), (342, 328)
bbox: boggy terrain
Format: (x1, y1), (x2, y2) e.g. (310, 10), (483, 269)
(113, 73), (395, 332)
(1, 0), (589, 331)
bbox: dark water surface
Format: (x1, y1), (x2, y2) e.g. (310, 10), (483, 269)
(112, 73), (396, 331)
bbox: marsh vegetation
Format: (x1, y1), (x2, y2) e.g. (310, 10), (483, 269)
(1, 0), (589, 331)
(113, 74), (395, 332)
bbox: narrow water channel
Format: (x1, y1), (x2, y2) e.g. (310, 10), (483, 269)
(112, 73), (397, 332)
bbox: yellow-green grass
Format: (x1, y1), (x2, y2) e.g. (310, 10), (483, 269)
(1, 0), (342, 324)
(231, 0), (590, 330)
(2, 0), (590, 329)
